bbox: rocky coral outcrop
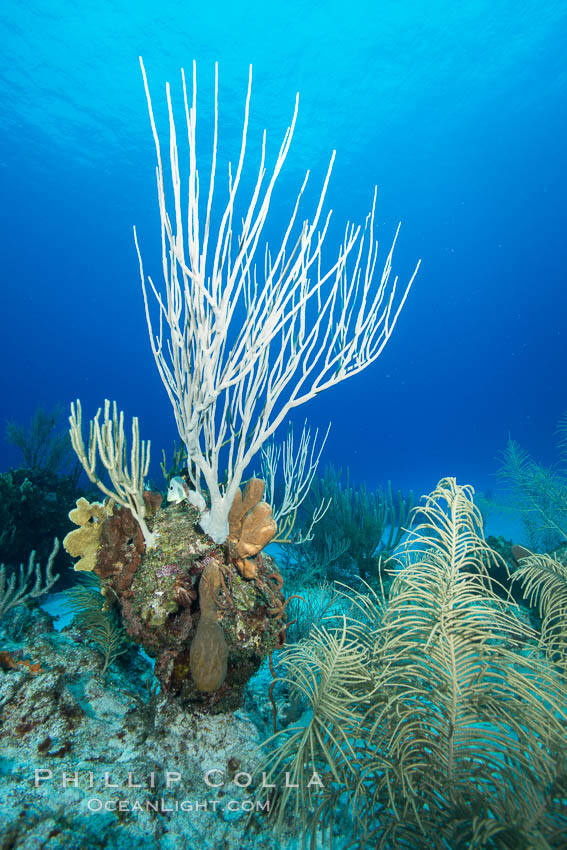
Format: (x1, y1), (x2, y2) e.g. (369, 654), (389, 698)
(68, 491), (284, 712)
(0, 604), (282, 850)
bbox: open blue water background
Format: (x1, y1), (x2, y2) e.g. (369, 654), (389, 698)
(1, 0), (566, 504)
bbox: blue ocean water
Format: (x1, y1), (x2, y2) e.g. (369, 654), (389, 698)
(1, 0), (566, 501)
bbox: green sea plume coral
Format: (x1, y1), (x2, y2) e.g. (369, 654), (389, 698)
(256, 478), (567, 849)
(63, 572), (127, 675)
(281, 466), (413, 585)
(511, 549), (567, 678)
(499, 416), (567, 550)
(5, 404), (72, 473)
(258, 620), (373, 835)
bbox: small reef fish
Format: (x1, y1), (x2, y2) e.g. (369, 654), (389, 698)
(167, 477), (207, 513)
(167, 476), (189, 504)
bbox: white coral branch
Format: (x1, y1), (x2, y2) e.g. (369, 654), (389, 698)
(0, 538), (60, 620)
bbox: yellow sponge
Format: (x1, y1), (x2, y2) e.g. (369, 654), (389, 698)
(63, 497), (113, 572)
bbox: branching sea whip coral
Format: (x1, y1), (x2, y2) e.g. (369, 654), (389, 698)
(134, 59), (420, 543)
(0, 539), (59, 620)
(69, 399), (156, 547)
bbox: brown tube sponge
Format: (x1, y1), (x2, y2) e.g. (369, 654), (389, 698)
(189, 561), (228, 692)
(227, 479), (277, 579)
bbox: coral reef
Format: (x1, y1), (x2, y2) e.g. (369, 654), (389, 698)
(64, 491), (284, 712)
(0, 467), (79, 579)
(0, 603), (281, 850)
(5, 467), (567, 849)
(280, 465), (413, 585)
(256, 479), (567, 848)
